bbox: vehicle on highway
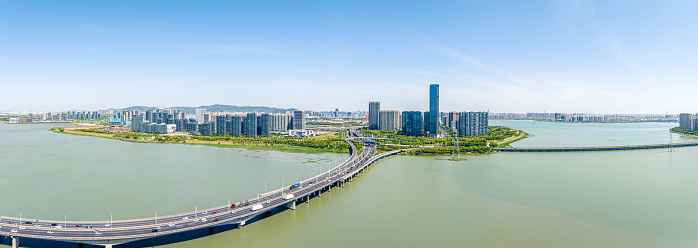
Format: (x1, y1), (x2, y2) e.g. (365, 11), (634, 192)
(251, 204), (264, 211)
(92, 229), (100, 233)
(86, 226), (92, 228)
(51, 223), (58, 226)
(283, 193), (295, 200)
(56, 225), (62, 228)
(214, 219), (219, 222)
(212, 211), (217, 214)
(94, 231), (102, 235)
(231, 203), (236, 208)
(47, 231), (54, 234)
(168, 223), (175, 227)
(151, 229), (158, 232)
(11, 229), (17, 233)
(19, 226), (25, 229)
(105, 224), (110, 227)
(24, 221), (32, 225)
(290, 183), (300, 189)
(34, 224), (41, 227)
(201, 218), (207, 222)
(182, 217), (189, 220)
(75, 224), (82, 227)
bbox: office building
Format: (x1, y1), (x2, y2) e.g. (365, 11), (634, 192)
(401, 111), (423, 137)
(459, 112), (489, 137)
(293, 110), (305, 130)
(195, 109), (207, 124)
(379, 110), (400, 131)
(428, 84), (439, 136)
(368, 101), (380, 130)
(244, 113), (257, 137)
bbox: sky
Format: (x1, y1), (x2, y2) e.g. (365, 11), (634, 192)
(1, 0), (697, 114)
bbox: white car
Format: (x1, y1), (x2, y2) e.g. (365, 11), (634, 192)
(94, 232), (102, 235)
(105, 224), (111, 227)
(168, 223), (175, 227)
(56, 225), (62, 228)
(34, 224), (41, 227)
(19, 226), (25, 229)
(201, 218), (207, 222)
(47, 231), (54, 234)
(11, 229), (18, 233)
(182, 217), (189, 220)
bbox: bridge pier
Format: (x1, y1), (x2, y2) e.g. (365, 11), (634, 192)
(208, 227), (214, 235)
(12, 236), (19, 248)
(287, 200), (296, 210)
(78, 243), (84, 248)
(104, 245), (113, 248)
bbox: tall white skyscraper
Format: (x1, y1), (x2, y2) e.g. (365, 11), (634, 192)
(195, 109), (207, 124)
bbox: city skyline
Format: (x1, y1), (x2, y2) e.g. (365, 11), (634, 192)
(2, 1), (698, 113)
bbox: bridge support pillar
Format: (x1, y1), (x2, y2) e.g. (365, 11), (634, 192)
(12, 236), (19, 248)
(208, 227), (214, 234)
(238, 220), (246, 229)
(78, 244), (84, 248)
(317, 190), (321, 197)
(287, 200), (296, 210)
(104, 245), (113, 248)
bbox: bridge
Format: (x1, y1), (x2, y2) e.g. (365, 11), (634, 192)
(495, 141), (698, 152)
(0, 130), (404, 248)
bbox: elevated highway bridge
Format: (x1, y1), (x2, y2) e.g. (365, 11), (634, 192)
(0, 129), (405, 248)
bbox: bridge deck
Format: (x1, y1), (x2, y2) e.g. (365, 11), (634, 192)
(495, 142), (698, 152)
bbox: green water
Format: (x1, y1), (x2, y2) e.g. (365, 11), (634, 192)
(2, 121), (697, 247)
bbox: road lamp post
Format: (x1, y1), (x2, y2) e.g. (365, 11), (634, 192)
(228, 199), (231, 209)
(265, 182), (268, 194)
(20, 212), (22, 225)
(281, 178), (284, 195)
(309, 169), (312, 183)
(155, 211), (158, 225)
(64, 214), (66, 228)
(195, 206), (198, 219)
(110, 214), (113, 228)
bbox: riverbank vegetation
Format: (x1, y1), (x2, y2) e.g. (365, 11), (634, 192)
(359, 126), (526, 156)
(671, 127), (698, 136)
(49, 125), (527, 156)
(50, 126), (351, 154)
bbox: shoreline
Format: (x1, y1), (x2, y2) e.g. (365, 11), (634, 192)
(49, 126), (528, 156)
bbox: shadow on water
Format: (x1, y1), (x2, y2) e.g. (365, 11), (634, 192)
(0, 197), (318, 248)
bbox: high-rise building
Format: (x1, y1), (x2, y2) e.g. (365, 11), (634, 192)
(216, 115), (227, 136)
(680, 113), (694, 131)
(131, 114), (143, 132)
(230, 115), (242, 137)
(257, 113), (271, 136)
(379, 110), (400, 131)
(428, 84), (439, 136)
(368, 102), (380, 130)
(459, 112), (489, 137)
(195, 109), (207, 124)
(270, 114), (292, 132)
(401, 111), (423, 137)
(293, 110), (305, 130)
(244, 113), (257, 137)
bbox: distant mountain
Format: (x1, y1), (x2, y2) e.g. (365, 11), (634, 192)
(115, 104), (296, 114)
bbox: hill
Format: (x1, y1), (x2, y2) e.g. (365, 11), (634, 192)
(114, 104), (296, 114)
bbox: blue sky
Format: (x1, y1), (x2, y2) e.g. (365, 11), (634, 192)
(1, 0), (697, 113)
